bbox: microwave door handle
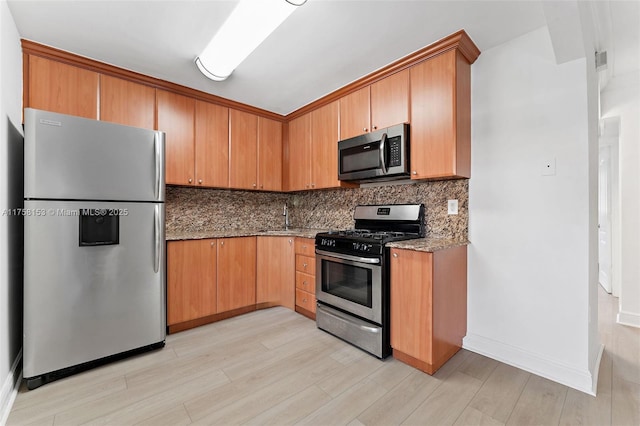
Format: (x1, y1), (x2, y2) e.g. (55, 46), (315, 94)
(379, 132), (388, 175)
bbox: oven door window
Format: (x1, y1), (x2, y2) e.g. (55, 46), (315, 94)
(321, 259), (372, 308)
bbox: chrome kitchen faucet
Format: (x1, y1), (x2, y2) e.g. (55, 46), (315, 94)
(283, 204), (290, 230)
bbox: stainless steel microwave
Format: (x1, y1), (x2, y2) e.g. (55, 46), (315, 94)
(338, 123), (409, 183)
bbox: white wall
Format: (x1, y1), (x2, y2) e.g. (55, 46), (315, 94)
(465, 26), (600, 394)
(0, 0), (23, 422)
(601, 70), (640, 328)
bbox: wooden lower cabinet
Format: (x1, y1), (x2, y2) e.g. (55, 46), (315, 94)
(217, 237), (257, 313)
(390, 245), (467, 374)
(256, 236), (295, 309)
(167, 236), (257, 333)
(167, 236), (318, 333)
(167, 239), (217, 326)
(294, 238), (316, 319)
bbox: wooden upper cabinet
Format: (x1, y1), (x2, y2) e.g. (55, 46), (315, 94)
(195, 100), (229, 188)
(100, 75), (155, 129)
(287, 113), (312, 191)
(339, 86), (370, 140)
(311, 100), (340, 189)
(410, 50), (471, 179)
(27, 55), (98, 119)
(229, 109), (258, 190)
(256, 236), (295, 309)
(157, 90), (195, 185)
(217, 237), (257, 313)
(258, 117), (283, 191)
(370, 69), (409, 131)
(167, 239), (217, 325)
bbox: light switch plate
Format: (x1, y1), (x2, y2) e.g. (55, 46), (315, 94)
(542, 157), (556, 176)
(448, 199), (458, 215)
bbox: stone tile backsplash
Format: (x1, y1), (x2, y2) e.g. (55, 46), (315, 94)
(166, 179), (468, 240)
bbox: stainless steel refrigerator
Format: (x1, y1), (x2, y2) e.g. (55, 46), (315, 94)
(23, 108), (166, 389)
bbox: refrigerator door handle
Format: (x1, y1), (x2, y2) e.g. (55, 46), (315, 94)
(154, 132), (161, 201)
(154, 204), (161, 273)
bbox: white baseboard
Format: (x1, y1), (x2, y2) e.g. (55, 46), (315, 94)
(590, 344), (605, 395)
(617, 310), (640, 328)
(0, 350), (22, 426)
(463, 334), (596, 396)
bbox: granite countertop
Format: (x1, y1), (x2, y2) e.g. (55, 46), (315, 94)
(168, 228), (468, 252)
(386, 237), (469, 252)
(166, 228), (327, 241)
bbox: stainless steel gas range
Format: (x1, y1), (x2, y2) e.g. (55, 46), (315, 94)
(315, 204), (425, 358)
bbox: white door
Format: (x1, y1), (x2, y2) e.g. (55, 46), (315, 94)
(598, 145), (612, 293)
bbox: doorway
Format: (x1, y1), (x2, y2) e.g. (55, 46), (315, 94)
(598, 117), (620, 296)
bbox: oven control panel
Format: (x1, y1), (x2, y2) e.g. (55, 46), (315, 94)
(352, 242), (373, 253)
(316, 236), (383, 257)
(319, 238), (336, 248)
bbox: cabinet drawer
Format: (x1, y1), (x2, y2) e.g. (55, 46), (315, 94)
(296, 255), (316, 275)
(295, 271), (315, 294)
(295, 238), (315, 256)
(296, 288), (316, 313)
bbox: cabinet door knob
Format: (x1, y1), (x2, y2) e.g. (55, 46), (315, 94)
(260, 184), (264, 189)
(303, 263), (307, 267)
(303, 281), (308, 286)
(252, 183), (257, 188)
(303, 298), (307, 303)
(363, 127), (368, 132)
(412, 171), (417, 175)
(188, 178), (193, 183)
(311, 183), (315, 188)
(302, 245), (307, 249)
(289, 239), (293, 244)
(211, 241), (215, 247)
(393, 253), (398, 258)
(198, 179), (203, 184)
(220, 241), (224, 246)
(373, 126), (377, 130)
(306, 184), (310, 188)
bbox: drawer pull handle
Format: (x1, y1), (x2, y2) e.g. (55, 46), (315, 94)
(393, 253), (398, 258)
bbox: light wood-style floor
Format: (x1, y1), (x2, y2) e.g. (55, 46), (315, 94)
(7, 287), (640, 426)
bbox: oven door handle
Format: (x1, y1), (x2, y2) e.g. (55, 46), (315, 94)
(316, 249), (381, 264)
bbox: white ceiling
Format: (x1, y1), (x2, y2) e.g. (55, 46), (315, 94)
(6, 1), (639, 116)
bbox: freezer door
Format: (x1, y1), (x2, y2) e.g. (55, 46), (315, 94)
(23, 200), (166, 378)
(24, 108), (165, 202)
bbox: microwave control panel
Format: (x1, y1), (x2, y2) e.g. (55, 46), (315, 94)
(388, 136), (402, 167)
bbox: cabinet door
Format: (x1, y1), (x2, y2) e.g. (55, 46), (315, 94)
(157, 90), (195, 186)
(339, 86), (370, 140)
(256, 237), (295, 309)
(370, 69), (409, 131)
(100, 75), (155, 129)
(27, 55), (98, 119)
(258, 117), (283, 191)
(195, 100), (229, 188)
(311, 101), (339, 189)
(390, 248), (433, 363)
(167, 239), (217, 325)
(217, 237), (257, 312)
(287, 113), (311, 191)
(410, 50), (470, 179)
(229, 109), (258, 190)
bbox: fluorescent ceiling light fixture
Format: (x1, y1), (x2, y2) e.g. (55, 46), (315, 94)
(196, 0), (307, 81)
